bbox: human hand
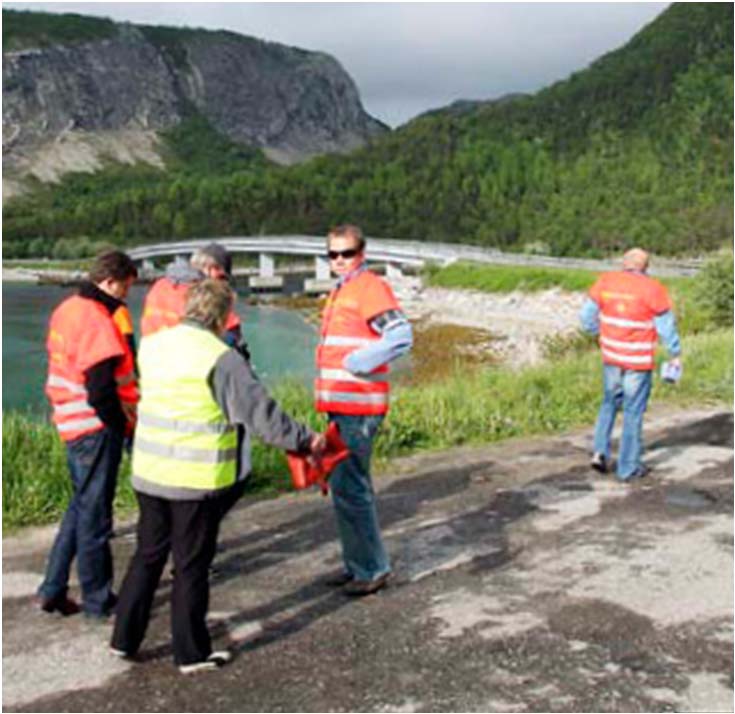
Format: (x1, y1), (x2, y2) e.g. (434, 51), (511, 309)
(670, 356), (682, 369)
(121, 402), (137, 424)
(309, 432), (327, 457)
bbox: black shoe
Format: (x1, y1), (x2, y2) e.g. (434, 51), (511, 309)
(590, 453), (608, 474)
(83, 592), (118, 621)
(35, 593), (81, 617)
(623, 464), (651, 481)
(343, 572), (390, 597)
(324, 571), (354, 587)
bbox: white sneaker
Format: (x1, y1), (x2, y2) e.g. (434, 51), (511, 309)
(109, 646), (131, 660)
(178, 650), (232, 674)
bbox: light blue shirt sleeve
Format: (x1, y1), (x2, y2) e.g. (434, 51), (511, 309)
(653, 310), (681, 357)
(344, 316), (413, 375)
(579, 298), (600, 336)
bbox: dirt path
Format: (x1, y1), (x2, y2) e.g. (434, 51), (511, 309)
(3, 408), (733, 712)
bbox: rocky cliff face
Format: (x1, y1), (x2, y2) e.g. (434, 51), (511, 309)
(2, 21), (386, 196)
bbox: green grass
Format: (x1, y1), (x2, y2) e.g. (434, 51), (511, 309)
(424, 261), (599, 293)
(2, 9), (117, 51)
(423, 262), (715, 336)
(4, 329), (731, 531)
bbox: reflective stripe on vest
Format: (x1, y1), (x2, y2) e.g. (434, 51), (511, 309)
(601, 348), (654, 365)
(599, 314), (654, 329)
(138, 412), (235, 434)
(599, 336), (657, 351)
(317, 368), (388, 385)
(46, 374), (87, 394)
(132, 324), (236, 495)
(57, 416), (104, 433)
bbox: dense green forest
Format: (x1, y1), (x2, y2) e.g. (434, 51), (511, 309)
(3, 3), (732, 258)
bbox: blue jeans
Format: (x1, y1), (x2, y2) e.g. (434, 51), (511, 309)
(328, 413), (390, 582)
(38, 428), (123, 615)
(593, 365), (652, 480)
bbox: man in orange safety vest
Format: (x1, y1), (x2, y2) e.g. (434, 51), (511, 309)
(315, 224), (413, 596)
(580, 248), (682, 481)
(38, 250), (139, 618)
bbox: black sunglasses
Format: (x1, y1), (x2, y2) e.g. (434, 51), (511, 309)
(327, 248), (360, 260)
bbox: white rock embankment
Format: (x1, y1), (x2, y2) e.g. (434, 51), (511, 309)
(392, 274), (586, 366)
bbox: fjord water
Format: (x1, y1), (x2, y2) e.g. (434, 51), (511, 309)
(2, 282), (318, 415)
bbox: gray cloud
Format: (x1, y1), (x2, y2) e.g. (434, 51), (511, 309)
(3, 2), (670, 126)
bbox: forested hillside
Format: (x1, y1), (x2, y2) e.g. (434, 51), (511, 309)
(3, 3), (732, 258)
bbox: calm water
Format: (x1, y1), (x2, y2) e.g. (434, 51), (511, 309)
(2, 282), (318, 414)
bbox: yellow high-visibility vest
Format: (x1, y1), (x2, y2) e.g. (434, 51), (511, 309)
(132, 323), (236, 495)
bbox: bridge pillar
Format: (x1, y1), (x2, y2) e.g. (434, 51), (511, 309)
(250, 253), (283, 291)
(385, 263), (403, 281)
(315, 255), (330, 281)
(259, 253), (275, 278)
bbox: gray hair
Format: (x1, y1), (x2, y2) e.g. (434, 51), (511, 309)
(184, 279), (234, 333)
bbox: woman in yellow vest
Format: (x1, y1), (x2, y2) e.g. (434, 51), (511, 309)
(111, 279), (325, 674)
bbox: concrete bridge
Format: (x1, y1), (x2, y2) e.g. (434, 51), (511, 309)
(127, 236), (701, 291)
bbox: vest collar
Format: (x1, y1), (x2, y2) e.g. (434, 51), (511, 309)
(78, 281), (124, 315)
(336, 263), (368, 288)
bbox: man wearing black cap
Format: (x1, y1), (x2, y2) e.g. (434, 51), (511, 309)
(140, 242), (241, 347)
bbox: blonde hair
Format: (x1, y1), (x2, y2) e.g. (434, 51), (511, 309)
(184, 279), (233, 333)
(327, 224), (365, 251)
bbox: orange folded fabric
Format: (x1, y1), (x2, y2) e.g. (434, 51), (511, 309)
(287, 421), (349, 492)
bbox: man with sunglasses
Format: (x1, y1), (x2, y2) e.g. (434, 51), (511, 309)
(316, 224), (413, 596)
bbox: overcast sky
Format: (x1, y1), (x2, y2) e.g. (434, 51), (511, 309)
(4, 2), (670, 126)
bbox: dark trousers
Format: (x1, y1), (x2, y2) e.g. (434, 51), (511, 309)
(38, 428), (123, 615)
(111, 489), (233, 665)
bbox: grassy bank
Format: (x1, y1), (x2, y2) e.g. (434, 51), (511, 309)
(4, 328), (731, 531)
(423, 259), (730, 337)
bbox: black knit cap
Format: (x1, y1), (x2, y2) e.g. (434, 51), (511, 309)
(200, 242), (232, 276)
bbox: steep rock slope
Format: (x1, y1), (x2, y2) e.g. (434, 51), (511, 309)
(2, 13), (385, 194)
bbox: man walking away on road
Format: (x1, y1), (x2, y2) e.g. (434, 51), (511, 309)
(315, 224), (413, 596)
(580, 248), (682, 481)
(141, 243), (241, 346)
(111, 279), (326, 673)
(38, 251), (139, 618)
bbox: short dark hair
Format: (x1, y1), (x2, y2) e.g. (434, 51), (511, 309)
(328, 224), (365, 252)
(88, 250), (138, 284)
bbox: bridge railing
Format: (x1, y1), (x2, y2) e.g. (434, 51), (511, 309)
(127, 236), (702, 277)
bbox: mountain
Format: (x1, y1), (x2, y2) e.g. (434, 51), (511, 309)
(2, 10), (386, 197)
(3, 3), (732, 258)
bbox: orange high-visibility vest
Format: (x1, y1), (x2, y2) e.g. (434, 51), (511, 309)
(46, 296), (135, 441)
(315, 270), (400, 416)
(141, 277), (241, 337)
(112, 304), (139, 434)
(589, 271), (672, 371)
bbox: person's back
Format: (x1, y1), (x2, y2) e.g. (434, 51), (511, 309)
(141, 256), (241, 345)
(580, 248), (681, 481)
(140, 262), (198, 337)
(590, 269), (671, 372)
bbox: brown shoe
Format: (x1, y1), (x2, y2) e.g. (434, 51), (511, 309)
(343, 572), (390, 597)
(324, 571), (354, 587)
(36, 594), (81, 617)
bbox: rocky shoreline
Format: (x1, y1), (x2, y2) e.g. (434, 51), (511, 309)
(392, 274), (585, 367)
